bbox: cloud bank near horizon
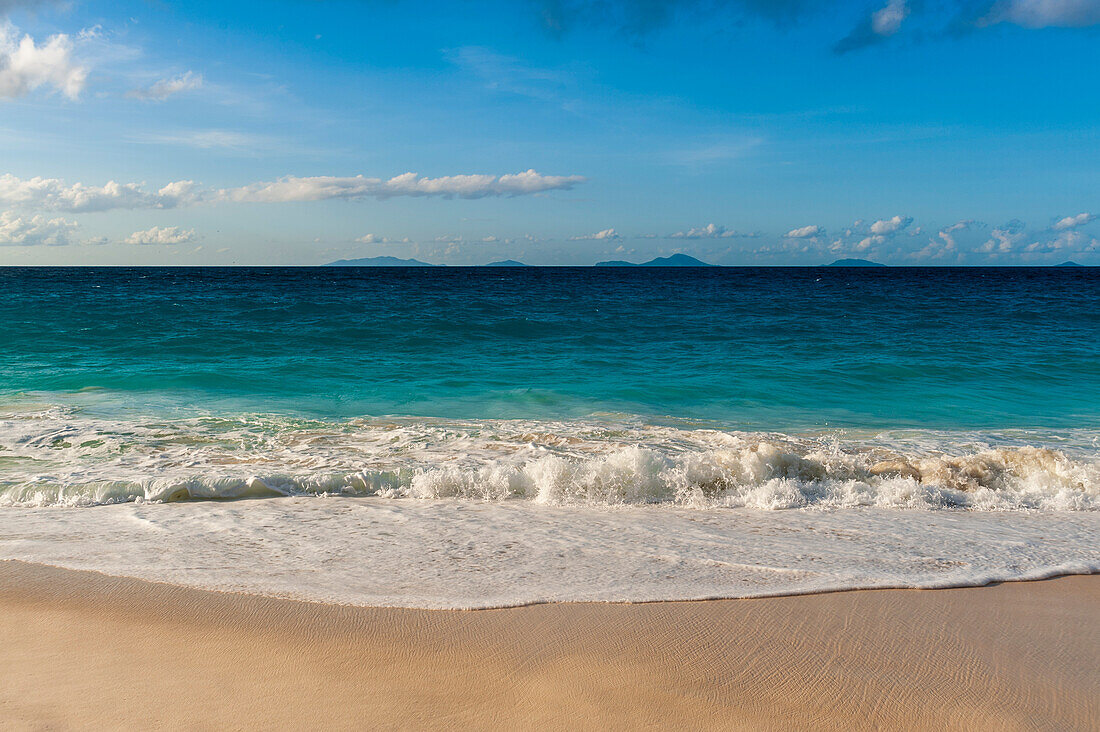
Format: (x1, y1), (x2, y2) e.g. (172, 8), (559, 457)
(0, 170), (588, 213)
(0, 210), (77, 246)
(4, 209), (1096, 263)
(124, 225), (197, 245)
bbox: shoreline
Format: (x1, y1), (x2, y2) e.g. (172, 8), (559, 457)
(2, 560), (1097, 729)
(4, 558), (1099, 612)
(6, 498), (1096, 609)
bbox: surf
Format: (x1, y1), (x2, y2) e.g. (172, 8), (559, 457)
(2, 405), (1096, 510)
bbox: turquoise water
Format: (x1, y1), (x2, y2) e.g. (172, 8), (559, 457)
(2, 266), (1099, 508)
(3, 266), (1099, 429)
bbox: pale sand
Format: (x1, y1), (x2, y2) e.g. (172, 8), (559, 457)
(0, 561), (1096, 730)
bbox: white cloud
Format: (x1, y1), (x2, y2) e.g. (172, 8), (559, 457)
(0, 174), (200, 212)
(968, 218), (1091, 259)
(1052, 212), (1096, 230)
(980, 0), (1100, 28)
(224, 169), (586, 202)
(854, 215), (914, 250)
(872, 0), (910, 35)
(785, 224), (823, 238)
(123, 225), (196, 245)
(870, 215), (913, 235)
(668, 223), (755, 239)
(912, 220), (974, 261)
(0, 169), (585, 212)
(0, 22), (87, 100)
(571, 227), (620, 240)
(0, 210), (77, 245)
(979, 220), (1027, 254)
(1022, 229), (1100, 255)
(128, 71), (203, 101)
(937, 219), (972, 250)
(355, 233), (387, 244)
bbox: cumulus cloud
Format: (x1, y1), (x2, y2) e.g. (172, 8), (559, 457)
(870, 214), (913, 236)
(1052, 212), (1096, 230)
(0, 210), (77, 245)
(667, 223), (755, 239)
(912, 220), (974, 261)
(355, 233), (388, 244)
(937, 219), (973, 248)
(0, 22), (87, 100)
(978, 219), (1027, 254)
(1021, 229), (1099, 254)
(128, 71), (203, 101)
(0, 174), (200, 212)
(764, 214), (1092, 264)
(785, 224), (823, 238)
(979, 0), (1100, 27)
(971, 218), (1091, 259)
(853, 214), (913, 250)
(124, 225), (196, 245)
(0, 169), (585, 212)
(571, 227), (620, 240)
(995, 218), (1100, 258)
(816, 215), (918, 258)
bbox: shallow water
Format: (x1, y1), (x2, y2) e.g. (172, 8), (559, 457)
(3, 498), (1096, 608)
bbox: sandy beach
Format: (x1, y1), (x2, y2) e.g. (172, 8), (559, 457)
(0, 561), (1096, 730)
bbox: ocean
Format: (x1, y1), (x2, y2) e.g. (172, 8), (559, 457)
(1, 266), (1098, 607)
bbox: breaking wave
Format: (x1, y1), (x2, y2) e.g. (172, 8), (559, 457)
(1, 406), (1097, 510)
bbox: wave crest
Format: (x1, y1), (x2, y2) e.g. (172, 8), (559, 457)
(410, 444), (1098, 510)
(2, 407), (1096, 510)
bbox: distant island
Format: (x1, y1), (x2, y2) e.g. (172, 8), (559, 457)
(825, 258), (886, 267)
(595, 253), (716, 267)
(1055, 261), (1084, 267)
(484, 260), (528, 267)
(326, 256), (436, 267)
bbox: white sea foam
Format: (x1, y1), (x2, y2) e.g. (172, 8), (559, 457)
(0, 498), (1096, 608)
(2, 404), (1097, 607)
(1, 405), (1097, 510)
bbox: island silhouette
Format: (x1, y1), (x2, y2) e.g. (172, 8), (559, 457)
(594, 253), (715, 267)
(825, 258), (886, 267)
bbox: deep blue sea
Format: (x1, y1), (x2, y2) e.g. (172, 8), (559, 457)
(3, 266), (1099, 430)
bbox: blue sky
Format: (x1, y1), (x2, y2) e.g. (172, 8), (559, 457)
(0, 0), (1097, 265)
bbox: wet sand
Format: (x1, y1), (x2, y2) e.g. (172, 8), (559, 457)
(1, 560), (1096, 730)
